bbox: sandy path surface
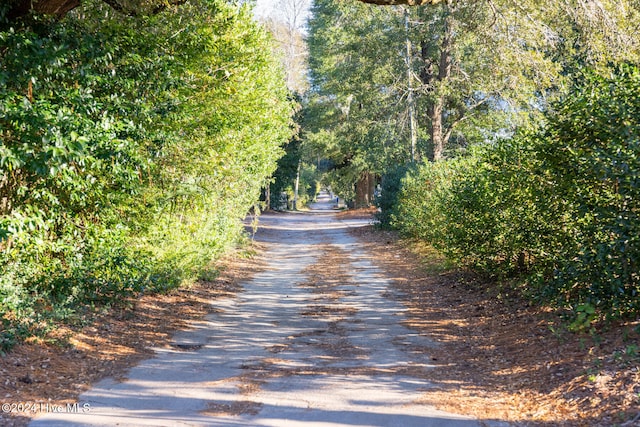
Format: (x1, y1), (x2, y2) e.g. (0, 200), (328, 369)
(30, 192), (504, 427)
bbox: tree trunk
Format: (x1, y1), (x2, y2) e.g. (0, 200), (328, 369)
(358, 0), (444, 5)
(263, 185), (271, 211)
(293, 159), (301, 210)
(404, 8), (418, 163)
(6, 0), (444, 21)
(419, 6), (454, 162)
(429, 97), (445, 161)
(367, 173), (377, 205)
(5, 0), (187, 20)
(7, 0), (80, 20)
(355, 171), (375, 208)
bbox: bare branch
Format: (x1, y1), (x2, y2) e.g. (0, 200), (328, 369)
(5, 0), (448, 22)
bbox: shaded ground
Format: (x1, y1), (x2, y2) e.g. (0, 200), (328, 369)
(0, 197), (637, 426)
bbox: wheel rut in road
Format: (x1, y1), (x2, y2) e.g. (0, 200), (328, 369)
(30, 195), (505, 427)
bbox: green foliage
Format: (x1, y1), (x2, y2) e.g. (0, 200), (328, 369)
(536, 63), (640, 317)
(394, 63), (640, 319)
(269, 101), (322, 210)
(0, 0), (293, 348)
(403, 137), (557, 277)
(304, 0), (557, 200)
(305, 0), (413, 199)
(271, 161), (320, 210)
(375, 163), (414, 228)
(393, 154), (475, 257)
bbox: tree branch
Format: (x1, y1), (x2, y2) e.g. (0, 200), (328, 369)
(5, 0), (449, 22)
(5, 0), (188, 21)
(354, 0), (445, 5)
(7, 0), (81, 20)
(98, 0), (189, 17)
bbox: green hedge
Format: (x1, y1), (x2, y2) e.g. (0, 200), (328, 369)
(0, 0), (293, 350)
(394, 64), (640, 319)
(375, 164), (414, 228)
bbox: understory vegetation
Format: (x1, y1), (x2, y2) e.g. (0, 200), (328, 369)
(0, 0), (294, 351)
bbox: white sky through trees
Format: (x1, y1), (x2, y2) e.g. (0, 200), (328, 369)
(253, 0), (311, 32)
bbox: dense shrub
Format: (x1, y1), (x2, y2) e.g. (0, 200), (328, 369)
(0, 0), (293, 349)
(537, 64), (640, 317)
(375, 163), (414, 228)
(392, 155), (476, 259)
(394, 64), (640, 319)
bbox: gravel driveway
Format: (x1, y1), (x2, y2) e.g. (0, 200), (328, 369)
(30, 192), (504, 427)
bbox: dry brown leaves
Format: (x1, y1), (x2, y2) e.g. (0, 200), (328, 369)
(336, 207), (378, 220)
(350, 224), (640, 427)
(0, 243), (267, 427)
(200, 400), (263, 416)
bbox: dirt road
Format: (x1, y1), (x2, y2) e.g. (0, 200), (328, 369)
(30, 192), (505, 427)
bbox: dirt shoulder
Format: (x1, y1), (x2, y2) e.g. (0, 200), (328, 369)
(350, 224), (640, 427)
(0, 244), (266, 427)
